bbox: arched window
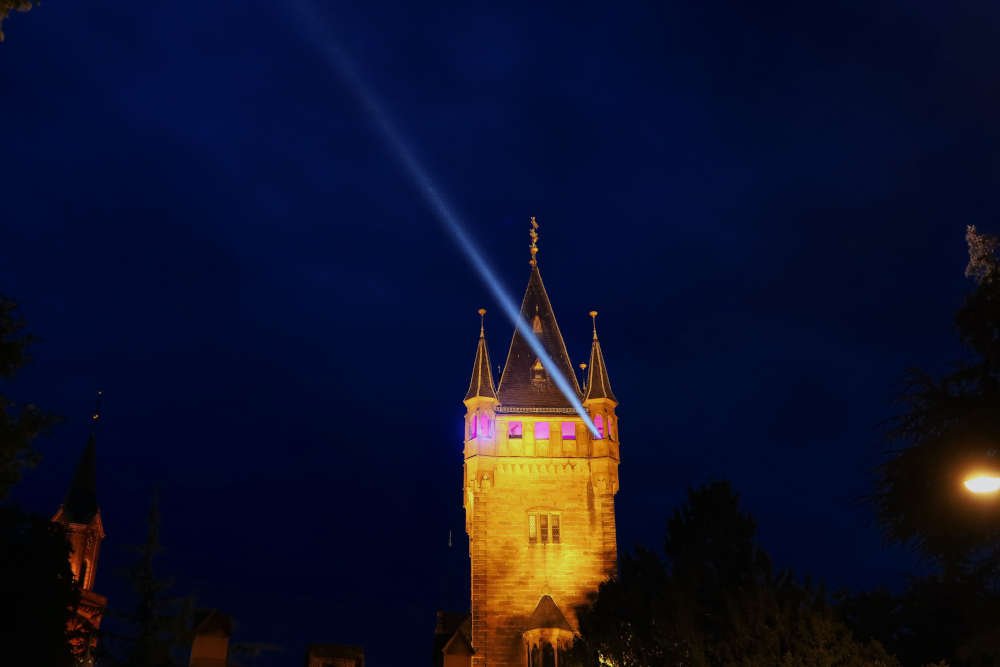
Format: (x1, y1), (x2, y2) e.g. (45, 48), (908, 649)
(509, 421), (523, 439)
(534, 422), (550, 440)
(469, 414), (477, 438)
(561, 422), (576, 440)
(594, 414), (604, 439)
(479, 413), (490, 437)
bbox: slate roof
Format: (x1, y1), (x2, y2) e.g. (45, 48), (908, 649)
(525, 595), (573, 632)
(464, 326), (498, 402)
(62, 434), (99, 524)
(497, 266), (582, 409)
(583, 336), (617, 403)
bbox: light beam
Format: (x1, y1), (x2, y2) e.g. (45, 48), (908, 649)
(292, 4), (600, 437)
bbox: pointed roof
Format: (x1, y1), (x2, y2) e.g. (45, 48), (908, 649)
(498, 266), (581, 409)
(525, 595), (573, 632)
(62, 433), (99, 524)
(583, 312), (617, 403)
(465, 310), (498, 402)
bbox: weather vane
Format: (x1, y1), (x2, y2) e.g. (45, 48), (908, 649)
(529, 216), (540, 267)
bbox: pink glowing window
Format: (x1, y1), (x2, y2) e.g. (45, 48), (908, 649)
(509, 421), (523, 439)
(478, 413), (490, 437)
(470, 415), (477, 438)
(594, 414), (604, 439)
(561, 422), (576, 440)
(534, 422), (550, 440)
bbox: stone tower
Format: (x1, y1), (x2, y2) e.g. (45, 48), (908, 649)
(53, 432), (107, 664)
(462, 224), (620, 666)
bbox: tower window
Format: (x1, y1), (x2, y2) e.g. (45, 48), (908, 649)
(594, 414), (604, 439)
(534, 422), (550, 440)
(528, 512), (561, 544)
(531, 358), (546, 384)
(478, 413), (490, 437)
(561, 422), (576, 440)
(469, 415), (477, 438)
(509, 421), (523, 439)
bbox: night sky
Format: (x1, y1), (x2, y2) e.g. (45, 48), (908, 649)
(3, 1), (1000, 664)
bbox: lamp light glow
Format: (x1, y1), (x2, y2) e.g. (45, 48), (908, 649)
(964, 474), (1000, 494)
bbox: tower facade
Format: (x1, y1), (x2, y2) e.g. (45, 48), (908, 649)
(53, 433), (107, 665)
(462, 228), (620, 666)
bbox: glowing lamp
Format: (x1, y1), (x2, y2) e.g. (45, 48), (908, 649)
(964, 474), (1000, 494)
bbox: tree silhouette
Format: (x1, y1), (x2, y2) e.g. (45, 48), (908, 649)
(113, 493), (193, 667)
(0, 295), (75, 665)
(573, 481), (896, 667)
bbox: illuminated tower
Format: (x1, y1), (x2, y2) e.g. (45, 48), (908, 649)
(462, 221), (620, 666)
(53, 402), (107, 665)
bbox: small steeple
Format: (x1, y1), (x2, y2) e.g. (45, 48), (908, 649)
(465, 309), (498, 402)
(62, 392), (102, 524)
(583, 311), (617, 404)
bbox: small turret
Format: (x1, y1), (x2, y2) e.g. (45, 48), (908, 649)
(582, 311), (618, 441)
(464, 309), (498, 447)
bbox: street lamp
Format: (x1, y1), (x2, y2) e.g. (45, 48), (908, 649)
(964, 473), (1000, 494)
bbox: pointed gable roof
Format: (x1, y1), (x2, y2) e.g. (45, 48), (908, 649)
(498, 266), (581, 410)
(62, 434), (99, 524)
(583, 315), (617, 403)
(465, 312), (498, 402)
(525, 595), (573, 632)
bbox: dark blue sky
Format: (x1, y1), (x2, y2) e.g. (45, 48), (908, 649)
(3, 0), (1000, 664)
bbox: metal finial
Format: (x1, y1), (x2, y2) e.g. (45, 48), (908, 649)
(529, 216), (539, 267)
(589, 310), (598, 340)
(477, 308), (486, 338)
(91, 390), (103, 433)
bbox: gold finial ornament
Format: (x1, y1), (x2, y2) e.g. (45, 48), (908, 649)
(92, 390), (103, 423)
(529, 216), (540, 267)
(478, 308), (487, 337)
(589, 310), (598, 340)
(579, 363), (587, 371)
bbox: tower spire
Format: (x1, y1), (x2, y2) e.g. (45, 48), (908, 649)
(583, 311), (617, 404)
(91, 389), (102, 434)
(465, 309), (498, 402)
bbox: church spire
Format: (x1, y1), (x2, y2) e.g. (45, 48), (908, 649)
(62, 392), (102, 525)
(464, 309), (498, 402)
(583, 311), (617, 404)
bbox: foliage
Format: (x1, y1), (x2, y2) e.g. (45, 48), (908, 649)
(573, 482), (896, 667)
(0, 296), (60, 499)
(874, 226), (1000, 570)
(112, 494), (194, 667)
(0, 506), (79, 667)
(0, 294), (76, 664)
(0, 0), (37, 42)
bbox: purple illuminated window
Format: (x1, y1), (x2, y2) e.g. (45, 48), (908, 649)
(470, 415), (477, 438)
(561, 422), (576, 440)
(594, 414), (604, 439)
(479, 413), (490, 437)
(535, 422), (550, 440)
(509, 421), (523, 439)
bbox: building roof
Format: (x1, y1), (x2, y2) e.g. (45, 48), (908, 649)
(192, 609), (233, 637)
(307, 644), (365, 659)
(61, 433), (99, 524)
(464, 317), (498, 402)
(525, 595), (573, 632)
(497, 266), (581, 409)
(583, 325), (617, 404)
